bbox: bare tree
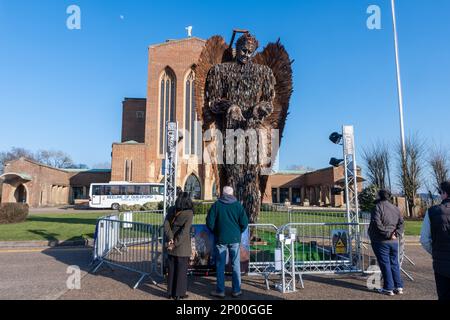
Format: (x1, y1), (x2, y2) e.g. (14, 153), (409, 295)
(35, 150), (74, 169)
(398, 134), (424, 217)
(0, 147), (36, 174)
(362, 141), (392, 190)
(428, 147), (449, 193)
(286, 164), (315, 172)
(92, 162), (111, 169)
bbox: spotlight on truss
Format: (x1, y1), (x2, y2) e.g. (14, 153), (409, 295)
(329, 132), (343, 145)
(331, 186), (344, 195)
(329, 157), (344, 168)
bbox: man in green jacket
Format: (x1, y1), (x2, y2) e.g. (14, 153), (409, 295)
(206, 186), (248, 298)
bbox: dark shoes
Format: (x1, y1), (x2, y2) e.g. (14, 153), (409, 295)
(210, 290), (242, 298)
(210, 291), (226, 298)
(168, 293), (189, 300)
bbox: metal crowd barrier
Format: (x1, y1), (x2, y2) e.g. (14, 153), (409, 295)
(92, 211), (164, 289)
(91, 206), (383, 293)
(274, 222), (380, 293)
(248, 224), (280, 290)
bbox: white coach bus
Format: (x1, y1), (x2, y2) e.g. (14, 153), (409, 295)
(89, 182), (164, 210)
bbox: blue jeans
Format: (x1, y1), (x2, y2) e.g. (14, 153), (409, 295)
(371, 241), (404, 291)
(215, 243), (241, 294)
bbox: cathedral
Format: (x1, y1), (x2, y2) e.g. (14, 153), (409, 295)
(110, 36), (357, 206)
(0, 36), (359, 208)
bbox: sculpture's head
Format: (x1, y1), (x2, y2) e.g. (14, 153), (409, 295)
(236, 33), (259, 65)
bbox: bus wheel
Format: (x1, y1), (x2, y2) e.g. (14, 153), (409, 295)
(111, 203), (120, 210)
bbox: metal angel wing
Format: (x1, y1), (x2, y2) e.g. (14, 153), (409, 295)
(253, 39), (293, 138)
(253, 40), (294, 199)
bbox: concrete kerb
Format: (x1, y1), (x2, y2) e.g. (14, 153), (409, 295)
(0, 239), (94, 249)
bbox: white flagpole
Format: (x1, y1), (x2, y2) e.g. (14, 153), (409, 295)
(391, 0), (407, 159)
(391, 0), (409, 216)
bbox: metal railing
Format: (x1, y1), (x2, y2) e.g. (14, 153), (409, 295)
(118, 210), (165, 226)
(248, 223), (280, 290)
(92, 211), (164, 289)
(276, 222), (378, 293)
(91, 206), (381, 292)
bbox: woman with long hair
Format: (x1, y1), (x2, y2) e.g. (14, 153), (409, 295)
(163, 192), (194, 300)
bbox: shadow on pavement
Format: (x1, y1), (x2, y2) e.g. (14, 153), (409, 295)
(138, 274), (285, 300)
(303, 274), (371, 293)
(40, 246), (93, 273)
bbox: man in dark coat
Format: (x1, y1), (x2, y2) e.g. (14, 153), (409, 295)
(206, 186), (248, 298)
(421, 181), (450, 300)
(368, 189), (405, 296)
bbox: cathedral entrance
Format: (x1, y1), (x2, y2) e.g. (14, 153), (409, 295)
(184, 174), (201, 200)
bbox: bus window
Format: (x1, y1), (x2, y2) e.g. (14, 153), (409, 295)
(104, 186), (112, 195)
(150, 186), (164, 195)
(110, 185), (120, 195)
(137, 185), (151, 195)
(93, 185), (104, 196)
(125, 185), (137, 195)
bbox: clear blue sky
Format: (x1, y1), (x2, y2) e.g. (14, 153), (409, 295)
(1, 0), (449, 174)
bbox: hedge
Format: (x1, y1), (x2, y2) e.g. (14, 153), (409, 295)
(0, 203), (29, 224)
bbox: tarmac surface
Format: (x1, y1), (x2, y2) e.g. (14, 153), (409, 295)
(0, 243), (437, 300)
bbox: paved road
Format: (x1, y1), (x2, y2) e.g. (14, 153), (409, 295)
(29, 206), (115, 215)
(0, 244), (438, 300)
(0, 247), (92, 300)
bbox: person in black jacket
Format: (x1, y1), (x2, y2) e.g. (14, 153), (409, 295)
(163, 192), (194, 300)
(368, 189), (405, 296)
(420, 181), (450, 300)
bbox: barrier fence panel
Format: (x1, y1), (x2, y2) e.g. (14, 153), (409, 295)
(118, 210), (165, 226)
(92, 206), (382, 292)
(248, 224), (280, 290)
(92, 215), (164, 289)
(277, 222), (364, 274)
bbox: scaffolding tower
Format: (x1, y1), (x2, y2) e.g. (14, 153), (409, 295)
(163, 122), (178, 218)
(342, 125), (361, 269)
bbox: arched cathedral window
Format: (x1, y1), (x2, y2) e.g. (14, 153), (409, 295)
(159, 68), (176, 155)
(184, 70), (197, 155)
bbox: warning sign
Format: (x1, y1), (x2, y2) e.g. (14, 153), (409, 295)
(332, 230), (349, 255)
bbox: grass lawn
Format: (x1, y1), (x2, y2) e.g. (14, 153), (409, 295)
(0, 212), (106, 242)
(0, 211), (424, 242)
(404, 220), (423, 236)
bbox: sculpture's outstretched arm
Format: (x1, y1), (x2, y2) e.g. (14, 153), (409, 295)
(252, 69), (276, 121)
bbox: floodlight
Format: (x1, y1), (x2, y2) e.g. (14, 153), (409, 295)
(329, 157), (344, 167)
(331, 186), (344, 195)
(329, 132), (343, 145)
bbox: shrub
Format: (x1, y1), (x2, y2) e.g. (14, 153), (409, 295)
(157, 201), (164, 210)
(142, 202), (159, 211)
(130, 204), (142, 212)
(359, 185), (379, 212)
(193, 201), (212, 215)
(0, 203), (29, 224)
(119, 204), (131, 212)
